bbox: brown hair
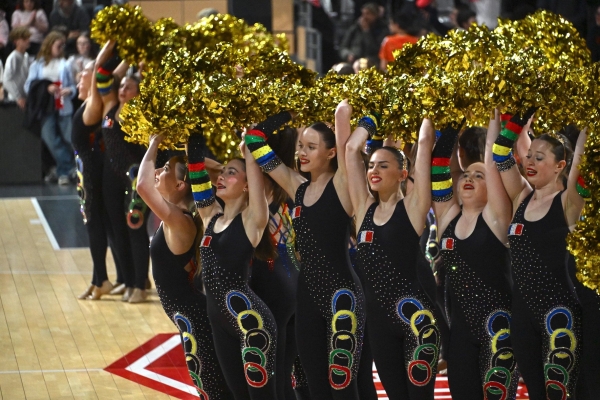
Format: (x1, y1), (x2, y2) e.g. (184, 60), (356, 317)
(9, 26), (32, 43)
(37, 31), (65, 64)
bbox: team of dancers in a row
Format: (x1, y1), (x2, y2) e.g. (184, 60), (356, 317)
(74, 39), (600, 400)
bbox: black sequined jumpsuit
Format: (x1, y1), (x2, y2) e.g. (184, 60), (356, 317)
(249, 201), (300, 400)
(509, 191), (581, 399)
(441, 212), (518, 400)
(292, 178), (366, 400)
(201, 213), (278, 400)
(72, 104), (119, 286)
(101, 105), (149, 290)
(356, 200), (440, 400)
(150, 217), (232, 399)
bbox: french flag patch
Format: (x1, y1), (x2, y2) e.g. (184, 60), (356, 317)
(102, 117), (114, 129)
(358, 230), (374, 244)
(508, 223), (524, 236)
(200, 235), (212, 247)
(441, 238), (454, 250)
(291, 206), (302, 219)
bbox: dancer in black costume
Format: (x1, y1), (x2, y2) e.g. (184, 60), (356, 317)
(435, 111), (519, 399)
(188, 132), (278, 400)
(135, 134), (233, 399)
(95, 40), (149, 303)
(345, 105), (441, 400)
(244, 104), (366, 400)
(248, 127), (302, 400)
(73, 60), (120, 300)
(490, 110), (587, 399)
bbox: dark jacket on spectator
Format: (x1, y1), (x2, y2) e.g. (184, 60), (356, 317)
(24, 79), (54, 130)
(537, 0), (587, 34)
(49, 5), (90, 33)
(339, 19), (389, 61)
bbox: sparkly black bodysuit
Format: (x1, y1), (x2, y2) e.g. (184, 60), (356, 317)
(509, 191), (581, 399)
(150, 218), (232, 399)
(201, 213), (278, 399)
(249, 201), (300, 400)
(292, 178), (366, 399)
(101, 105), (148, 290)
(72, 104), (114, 286)
(441, 212), (518, 400)
(356, 200), (440, 399)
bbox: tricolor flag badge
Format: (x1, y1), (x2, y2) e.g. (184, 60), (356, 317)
(358, 230), (374, 244)
(441, 238), (454, 250)
(508, 223), (524, 236)
(200, 235), (212, 247)
(291, 206), (302, 219)
(102, 117), (114, 129)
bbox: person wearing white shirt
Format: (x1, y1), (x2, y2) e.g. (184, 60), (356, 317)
(3, 27), (32, 109)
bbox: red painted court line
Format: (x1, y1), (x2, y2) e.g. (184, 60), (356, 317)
(105, 334), (530, 399)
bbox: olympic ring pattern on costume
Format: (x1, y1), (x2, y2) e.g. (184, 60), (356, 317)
(329, 288), (358, 390)
(544, 307), (577, 398)
(483, 310), (515, 399)
(225, 290), (271, 388)
(173, 313), (209, 399)
(396, 297), (440, 387)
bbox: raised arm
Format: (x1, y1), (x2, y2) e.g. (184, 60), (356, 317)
(94, 40), (121, 115)
(431, 125), (461, 234)
(490, 109), (533, 213)
(405, 118), (436, 235)
(242, 144), (269, 247)
(244, 111), (306, 199)
(136, 135), (196, 243)
(333, 100), (359, 216)
(344, 103), (374, 228)
(564, 128), (588, 229)
(482, 110), (513, 243)
(187, 132), (222, 224)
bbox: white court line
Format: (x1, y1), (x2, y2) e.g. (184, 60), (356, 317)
(0, 368), (103, 374)
(31, 197), (60, 250)
(0, 270), (89, 275)
(125, 334), (199, 396)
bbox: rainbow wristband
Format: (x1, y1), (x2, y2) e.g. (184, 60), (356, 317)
(492, 114), (521, 171)
(431, 157), (452, 201)
(576, 176), (591, 200)
(245, 129), (283, 173)
(188, 161), (215, 208)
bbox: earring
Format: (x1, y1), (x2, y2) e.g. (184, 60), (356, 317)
(243, 188), (247, 192)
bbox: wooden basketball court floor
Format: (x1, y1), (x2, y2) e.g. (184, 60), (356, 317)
(0, 185), (179, 400)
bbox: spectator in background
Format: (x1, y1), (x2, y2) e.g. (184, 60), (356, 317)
(0, 9), (8, 60)
(67, 31), (92, 82)
(11, 0), (48, 56)
(456, 7), (477, 30)
(3, 26), (31, 108)
(379, 11), (419, 71)
(49, 0), (89, 56)
(352, 56), (376, 73)
(471, 0), (500, 28)
(196, 7), (218, 20)
(537, 0), (587, 36)
(339, 2), (388, 63)
(25, 31), (76, 185)
(588, 5), (600, 61)
(331, 61), (354, 75)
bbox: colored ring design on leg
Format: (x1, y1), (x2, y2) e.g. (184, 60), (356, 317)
(407, 360), (432, 386)
(485, 366), (511, 390)
(332, 289), (356, 319)
(550, 328), (576, 352)
(244, 362), (268, 388)
(174, 313), (193, 334)
(331, 310), (357, 340)
(331, 331), (357, 353)
(545, 307), (573, 338)
(413, 344), (439, 368)
(548, 348), (575, 372)
(410, 310), (434, 336)
(329, 364), (352, 389)
(242, 347), (266, 372)
(544, 363), (569, 386)
(226, 291), (252, 318)
(127, 208), (145, 229)
(483, 381), (507, 400)
(397, 298), (425, 325)
(245, 328), (271, 353)
(491, 329), (510, 353)
(237, 310), (264, 334)
(491, 348), (516, 372)
(545, 380), (567, 400)
(487, 310), (511, 340)
(329, 348), (354, 372)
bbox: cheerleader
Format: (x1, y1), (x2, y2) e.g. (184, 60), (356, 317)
(435, 111), (518, 399)
(344, 103), (442, 399)
(490, 110), (587, 399)
(244, 105), (366, 399)
(136, 134), (233, 399)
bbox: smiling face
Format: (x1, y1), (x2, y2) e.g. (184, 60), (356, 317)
(216, 159), (247, 200)
(367, 148), (406, 193)
(457, 162), (487, 204)
(524, 139), (566, 187)
(296, 127), (336, 173)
